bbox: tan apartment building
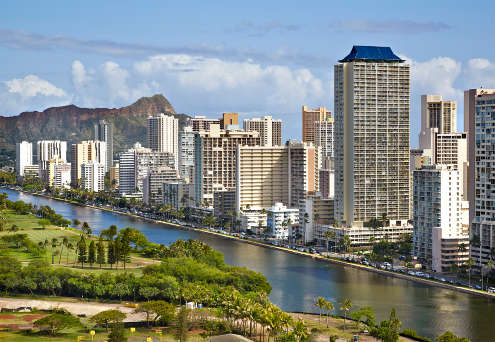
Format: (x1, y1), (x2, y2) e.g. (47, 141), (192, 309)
(302, 106), (331, 143)
(143, 166), (180, 206)
(194, 124), (261, 205)
(220, 112), (239, 129)
(299, 194), (334, 244)
(71, 140), (106, 186)
(243, 116), (282, 146)
(235, 141), (320, 211)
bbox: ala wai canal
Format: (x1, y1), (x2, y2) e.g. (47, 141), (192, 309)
(3, 189), (494, 341)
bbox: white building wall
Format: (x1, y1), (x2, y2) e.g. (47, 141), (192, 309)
(16, 141), (33, 176)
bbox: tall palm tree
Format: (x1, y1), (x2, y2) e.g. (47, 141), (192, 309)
(58, 237), (68, 264)
(340, 298), (352, 330)
(323, 300), (334, 328)
(314, 296), (326, 324)
(483, 260), (494, 290)
(324, 231), (335, 253)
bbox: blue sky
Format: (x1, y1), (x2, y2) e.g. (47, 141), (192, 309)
(2, 0), (495, 146)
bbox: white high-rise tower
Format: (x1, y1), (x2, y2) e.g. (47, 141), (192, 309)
(147, 113), (179, 169)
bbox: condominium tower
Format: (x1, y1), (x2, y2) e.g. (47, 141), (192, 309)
(470, 90), (495, 266)
(302, 106), (331, 143)
(194, 124), (261, 205)
(94, 120), (113, 172)
(16, 141), (33, 176)
(334, 46), (410, 226)
(81, 161), (105, 192)
(178, 126), (196, 183)
(147, 113), (179, 169)
(464, 88), (495, 225)
(243, 116), (282, 146)
(71, 140), (106, 186)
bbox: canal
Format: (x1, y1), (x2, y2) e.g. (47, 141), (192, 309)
(3, 189), (494, 340)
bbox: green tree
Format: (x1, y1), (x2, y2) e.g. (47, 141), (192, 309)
(107, 240), (115, 269)
(314, 296), (326, 324)
(108, 322), (127, 342)
(436, 331), (471, 342)
(97, 237), (105, 268)
(38, 218), (50, 229)
(88, 240), (96, 266)
(135, 300), (176, 327)
(77, 235), (87, 268)
(34, 312), (80, 336)
(73, 219), (80, 227)
(340, 298), (352, 330)
(323, 300), (334, 328)
(466, 258), (475, 287)
(90, 310), (126, 332)
(173, 306), (190, 342)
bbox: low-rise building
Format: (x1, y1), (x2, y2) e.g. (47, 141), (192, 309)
(214, 190), (237, 224)
(267, 203), (299, 240)
(110, 163), (119, 188)
(239, 207), (267, 234)
(299, 194), (334, 244)
(162, 181), (196, 210)
(23, 164), (39, 178)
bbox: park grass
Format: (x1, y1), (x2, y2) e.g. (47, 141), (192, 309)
(0, 209), (157, 276)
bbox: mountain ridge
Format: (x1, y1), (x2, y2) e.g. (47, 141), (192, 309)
(0, 94), (190, 165)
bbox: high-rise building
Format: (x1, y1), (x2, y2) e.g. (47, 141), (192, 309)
(334, 46), (410, 227)
(213, 190), (237, 222)
(110, 163), (119, 189)
(471, 91), (495, 266)
(235, 142), (321, 210)
(220, 112), (239, 129)
(413, 165), (469, 272)
(143, 166), (180, 205)
(37, 140), (67, 178)
(178, 126), (196, 183)
(288, 140), (321, 208)
(243, 116), (282, 146)
(16, 141), (33, 176)
(190, 116), (221, 132)
(71, 141), (106, 186)
(118, 143), (175, 196)
(435, 133), (468, 199)
(54, 163), (72, 189)
(314, 118), (334, 168)
(319, 169), (334, 199)
(94, 120), (113, 172)
(194, 124), (261, 205)
(420, 95), (456, 135)
(302, 106), (331, 143)
(40, 158), (65, 186)
(236, 145), (289, 210)
(464, 88), (495, 225)
(147, 113), (179, 169)
(81, 161), (105, 192)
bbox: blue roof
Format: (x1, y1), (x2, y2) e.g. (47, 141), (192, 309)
(339, 46), (404, 63)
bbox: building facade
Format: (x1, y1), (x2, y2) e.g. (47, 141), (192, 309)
(334, 45), (410, 227)
(471, 91), (495, 266)
(143, 166), (180, 205)
(413, 165), (469, 272)
(54, 163), (72, 189)
(38, 140), (67, 180)
(314, 119), (334, 160)
(110, 163), (119, 189)
(299, 194), (334, 244)
(94, 120), (113, 172)
(71, 140), (106, 186)
(147, 113), (179, 169)
(16, 141), (33, 177)
(178, 126), (196, 184)
(81, 161), (105, 192)
(319, 169), (334, 199)
(194, 124), (261, 205)
(243, 116), (282, 146)
(162, 181), (196, 209)
(267, 203), (299, 240)
(288, 141), (321, 208)
(302, 106), (331, 144)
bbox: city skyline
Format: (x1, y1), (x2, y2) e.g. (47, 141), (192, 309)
(2, 1), (495, 146)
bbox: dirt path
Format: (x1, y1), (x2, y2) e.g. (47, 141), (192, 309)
(0, 297), (145, 322)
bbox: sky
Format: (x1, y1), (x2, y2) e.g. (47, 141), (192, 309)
(2, 0), (495, 146)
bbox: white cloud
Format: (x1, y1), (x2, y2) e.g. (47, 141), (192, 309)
(5, 74), (66, 98)
(464, 58), (495, 89)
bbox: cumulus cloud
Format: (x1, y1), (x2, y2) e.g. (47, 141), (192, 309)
(0, 75), (70, 115)
(329, 19), (451, 34)
(5, 75), (66, 98)
(464, 58), (495, 89)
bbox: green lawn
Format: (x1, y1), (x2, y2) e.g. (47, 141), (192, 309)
(0, 210), (155, 275)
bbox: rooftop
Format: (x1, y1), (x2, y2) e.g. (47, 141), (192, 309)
(339, 46), (404, 63)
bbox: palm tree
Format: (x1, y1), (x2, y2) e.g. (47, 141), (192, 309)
(323, 300), (334, 328)
(324, 231), (335, 253)
(466, 258), (475, 287)
(58, 237), (68, 264)
(314, 296), (326, 324)
(483, 260), (494, 290)
(340, 298), (352, 330)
